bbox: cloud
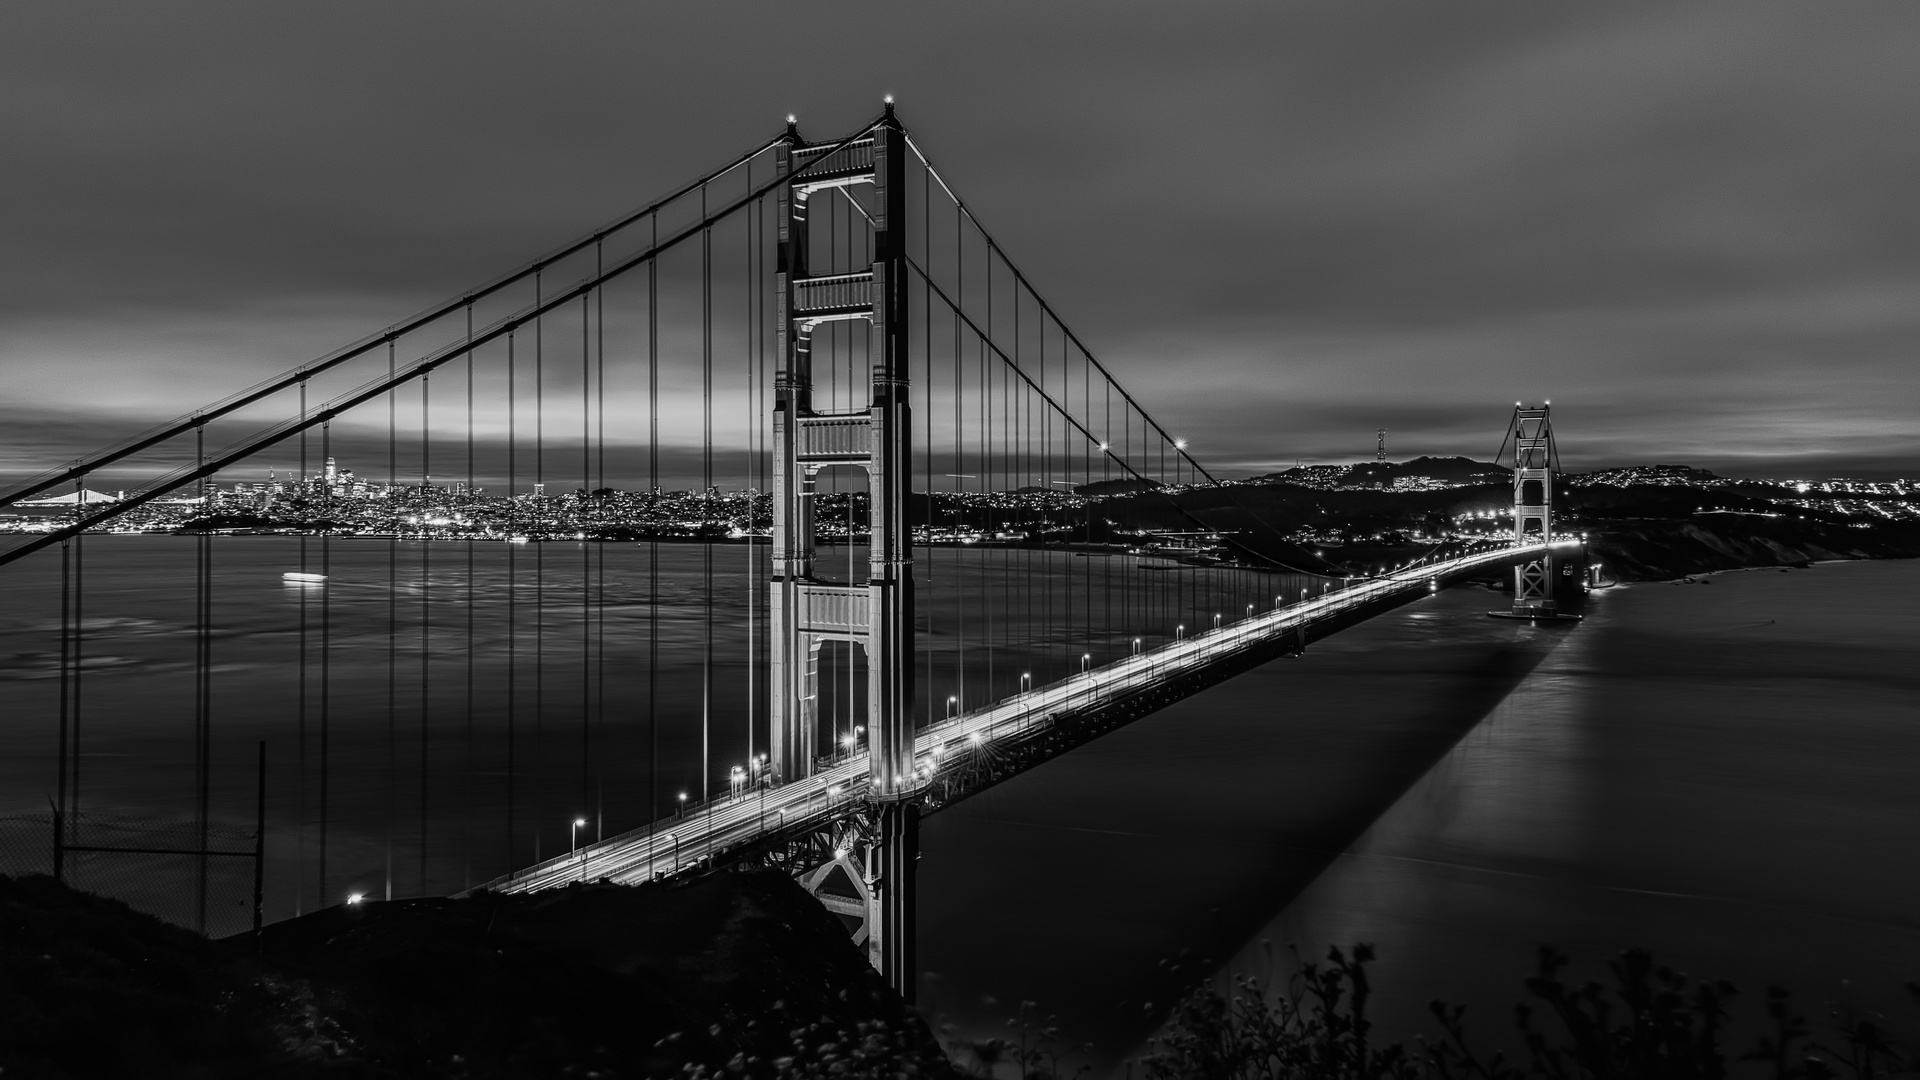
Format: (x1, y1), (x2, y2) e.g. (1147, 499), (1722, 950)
(2, 2), (1916, 483)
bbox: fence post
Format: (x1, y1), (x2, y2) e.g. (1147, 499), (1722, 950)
(48, 797), (63, 884)
(253, 740), (266, 936)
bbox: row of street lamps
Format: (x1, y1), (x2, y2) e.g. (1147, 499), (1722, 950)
(502, 560), (1510, 901)
(600, 564), (1510, 896)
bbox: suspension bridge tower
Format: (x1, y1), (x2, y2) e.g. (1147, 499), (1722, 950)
(1506, 402), (1563, 618)
(768, 103), (919, 992)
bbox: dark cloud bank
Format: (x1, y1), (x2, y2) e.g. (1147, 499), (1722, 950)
(3, 2), (1916, 484)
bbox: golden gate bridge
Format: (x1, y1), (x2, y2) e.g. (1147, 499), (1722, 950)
(0, 102), (1576, 996)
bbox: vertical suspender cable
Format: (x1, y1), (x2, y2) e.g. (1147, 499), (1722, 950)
(594, 244), (607, 841)
(296, 380), (309, 915)
(505, 330), (517, 868)
(1052, 326), (1061, 675)
(953, 199), (964, 709)
(1006, 278), (1021, 687)
(581, 288), (592, 830)
(319, 419), (332, 906)
(846, 477), (853, 750)
(701, 183), (713, 808)
(56, 538), (70, 871)
(1006, 307), (1021, 691)
(1082, 347), (1091, 665)
(1025, 290), (1036, 680)
(1038, 313), (1050, 678)
(194, 423), (210, 933)
(983, 252), (994, 698)
(921, 177), (934, 726)
(647, 217), (659, 822)
(745, 187), (757, 778)
(1105, 382), (1121, 661)
(533, 270), (545, 865)
(1012, 282), (1024, 680)
(419, 368), (431, 893)
(825, 196), (834, 413)
(65, 477), (85, 832)
(385, 340), (397, 902)
(464, 304), (475, 891)
(72, 481), (85, 823)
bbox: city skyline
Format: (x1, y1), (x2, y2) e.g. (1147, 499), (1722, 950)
(4, 3), (1918, 487)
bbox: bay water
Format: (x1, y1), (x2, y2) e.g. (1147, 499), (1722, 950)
(2, 539), (1915, 1074)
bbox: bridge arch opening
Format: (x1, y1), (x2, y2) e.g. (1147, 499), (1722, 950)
(813, 638), (872, 766)
(809, 464), (872, 586)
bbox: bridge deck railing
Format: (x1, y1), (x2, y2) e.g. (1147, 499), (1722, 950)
(471, 540), (1576, 895)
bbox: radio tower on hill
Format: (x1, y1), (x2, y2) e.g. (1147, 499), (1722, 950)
(1376, 427), (1387, 462)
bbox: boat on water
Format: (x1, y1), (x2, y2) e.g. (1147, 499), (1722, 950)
(282, 572), (327, 584)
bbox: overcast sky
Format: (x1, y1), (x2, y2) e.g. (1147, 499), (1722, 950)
(5, 1), (1918, 483)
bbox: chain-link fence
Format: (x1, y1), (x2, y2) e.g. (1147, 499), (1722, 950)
(0, 810), (260, 939)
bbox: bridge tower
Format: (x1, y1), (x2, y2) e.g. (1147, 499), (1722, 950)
(1508, 403), (1559, 616)
(769, 104), (919, 993)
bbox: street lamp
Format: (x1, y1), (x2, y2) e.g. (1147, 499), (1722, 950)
(1081, 653), (1091, 674)
(1020, 672), (1032, 694)
(346, 892), (365, 906)
(1213, 613), (1221, 630)
(677, 791), (688, 818)
(946, 695), (958, 720)
(1176, 624), (1184, 641)
(1132, 637), (1141, 656)
(663, 831), (679, 872)
(572, 817), (588, 881)
(754, 754), (768, 832)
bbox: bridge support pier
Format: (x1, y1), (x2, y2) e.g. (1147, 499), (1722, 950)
(869, 801), (918, 999)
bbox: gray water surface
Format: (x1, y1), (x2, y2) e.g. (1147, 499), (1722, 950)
(916, 561), (1920, 1075)
(4, 540), (1915, 1075)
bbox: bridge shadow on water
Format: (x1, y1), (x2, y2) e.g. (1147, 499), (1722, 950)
(915, 582), (1578, 1076)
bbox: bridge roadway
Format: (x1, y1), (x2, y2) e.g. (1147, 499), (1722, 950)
(472, 539), (1578, 896)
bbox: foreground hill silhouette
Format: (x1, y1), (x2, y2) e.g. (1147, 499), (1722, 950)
(8, 870), (1918, 1077)
(0, 871), (954, 1078)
